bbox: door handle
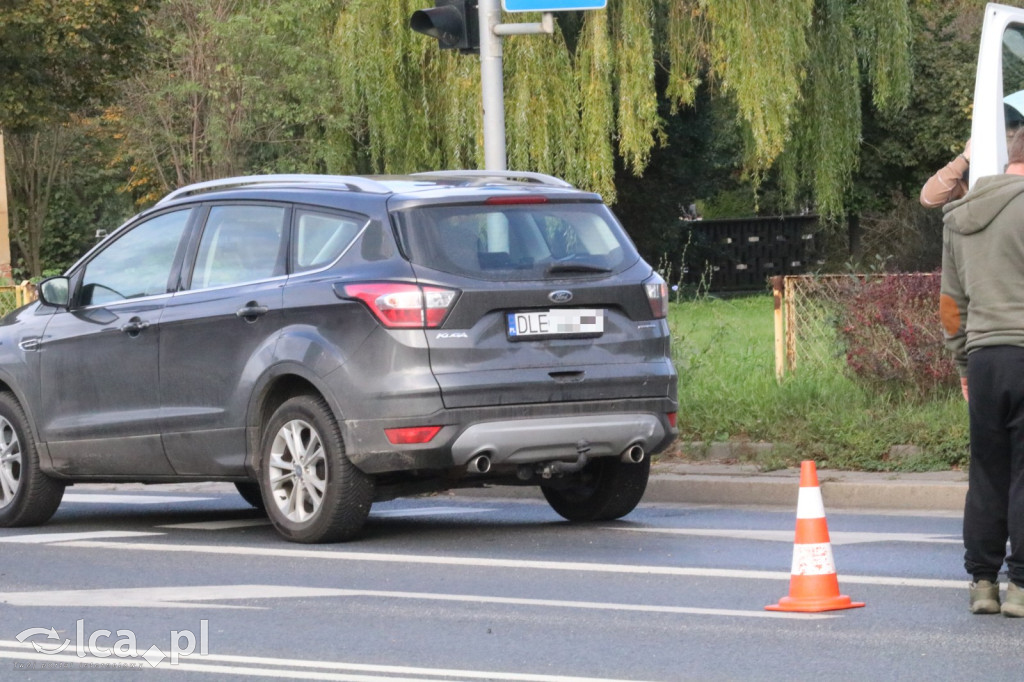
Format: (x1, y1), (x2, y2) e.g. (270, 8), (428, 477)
(235, 302), (269, 322)
(120, 317), (151, 336)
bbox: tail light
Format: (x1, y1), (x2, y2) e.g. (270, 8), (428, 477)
(385, 425), (443, 444)
(342, 283), (457, 328)
(643, 273), (669, 319)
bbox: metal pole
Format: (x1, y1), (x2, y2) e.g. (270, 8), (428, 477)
(0, 132), (10, 281)
(773, 276), (784, 382)
(477, 0), (506, 171)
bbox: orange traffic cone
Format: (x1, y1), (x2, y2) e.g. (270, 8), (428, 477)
(766, 460), (865, 613)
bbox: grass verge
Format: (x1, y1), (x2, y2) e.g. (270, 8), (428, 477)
(668, 294), (968, 472)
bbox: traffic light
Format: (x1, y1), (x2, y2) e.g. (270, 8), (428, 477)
(410, 0), (479, 54)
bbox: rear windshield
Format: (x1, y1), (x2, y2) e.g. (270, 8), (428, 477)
(392, 202), (638, 281)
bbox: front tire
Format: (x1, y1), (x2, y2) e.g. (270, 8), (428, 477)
(259, 395), (372, 543)
(542, 456), (650, 522)
(0, 392), (64, 527)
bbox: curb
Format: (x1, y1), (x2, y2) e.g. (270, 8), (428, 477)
(644, 465), (968, 512)
(455, 460), (969, 513)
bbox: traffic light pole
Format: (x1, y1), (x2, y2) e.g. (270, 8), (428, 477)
(478, 0), (506, 171)
(477, 0), (553, 171)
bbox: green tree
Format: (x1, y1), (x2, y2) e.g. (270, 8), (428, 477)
(115, 0), (343, 199)
(330, 0), (913, 218)
(0, 0), (152, 132)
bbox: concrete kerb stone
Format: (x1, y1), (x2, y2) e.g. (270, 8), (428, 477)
(645, 461), (968, 512)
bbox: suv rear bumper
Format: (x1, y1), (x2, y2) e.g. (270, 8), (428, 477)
(342, 398), (678, 474)
(449, 414), (664, 466)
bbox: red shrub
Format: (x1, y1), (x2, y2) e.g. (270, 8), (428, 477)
(836, 272), (957, 396)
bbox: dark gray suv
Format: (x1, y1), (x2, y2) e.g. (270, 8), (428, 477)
(0, 171), (677, 542)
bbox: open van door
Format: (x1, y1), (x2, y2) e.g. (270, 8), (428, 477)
(972, 3), (1024, 186)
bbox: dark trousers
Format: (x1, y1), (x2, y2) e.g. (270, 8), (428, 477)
(964, 346), (1024, 585)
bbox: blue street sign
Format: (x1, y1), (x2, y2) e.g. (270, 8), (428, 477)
(503, 0), (606, 11)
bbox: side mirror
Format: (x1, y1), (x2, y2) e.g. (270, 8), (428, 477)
(38, 277), (70, 309)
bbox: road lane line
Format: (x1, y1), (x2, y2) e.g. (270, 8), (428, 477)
(61, 494), (213, 505)
(48, 539), (965, 588)
(607, 527), (962, 545)
(159, 519), (272, 530)
(0, 640), (661, 681)
(0, 584), (832, 619)
(370, 507), (495, 518)
(0, 531), (163, 544)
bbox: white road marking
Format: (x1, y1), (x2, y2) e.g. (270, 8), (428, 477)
(50, 539), (966, 588)
(0, 639), (656, 682)
(370, 506), (495, 518)
(156, 506), (493, 530)
(0, 584), (830, 620)
(0, 530), (163, 544)
(62, 493), (213, 505)
(159, 519), (272, 530)
(0, 585), (341, 609)
(608, 527), (962, 545)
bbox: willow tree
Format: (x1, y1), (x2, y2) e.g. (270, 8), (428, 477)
(330, 0), (912, 217)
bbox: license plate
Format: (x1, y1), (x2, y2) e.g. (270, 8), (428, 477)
(506, 309), (604, 339)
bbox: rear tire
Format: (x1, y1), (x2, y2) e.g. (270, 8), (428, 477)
(542, 456), (649, 522)
(0, 392), (64, 527)
(259, 395), (372, 543)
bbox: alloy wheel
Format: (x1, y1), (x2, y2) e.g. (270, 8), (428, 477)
(0, 416), (22, 509)
(267, 419), (327, 523)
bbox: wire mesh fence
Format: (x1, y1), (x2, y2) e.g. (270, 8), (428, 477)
(774, 273), (945, 385)
(0, 282), (37, 317)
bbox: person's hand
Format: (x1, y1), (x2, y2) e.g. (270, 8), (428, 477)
(961, 376), (969, 402)
(963, 138), (972, 162)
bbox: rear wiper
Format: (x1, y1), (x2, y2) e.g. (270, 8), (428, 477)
(545, 262), (612, 275)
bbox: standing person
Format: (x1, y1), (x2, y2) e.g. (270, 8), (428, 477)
(921, 139), (970, 208)
(941, 129), (1024, 616)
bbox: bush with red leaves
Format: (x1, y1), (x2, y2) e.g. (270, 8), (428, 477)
(835, 272), (957, 396)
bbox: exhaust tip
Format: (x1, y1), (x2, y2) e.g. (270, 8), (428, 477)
(621, 445), (645, 464)
(468, 454), (492, 474)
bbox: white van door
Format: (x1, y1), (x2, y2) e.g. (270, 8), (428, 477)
(972, 3), (1024, 186)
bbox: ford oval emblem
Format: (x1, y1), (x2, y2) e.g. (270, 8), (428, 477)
(548, 290), (573, 304)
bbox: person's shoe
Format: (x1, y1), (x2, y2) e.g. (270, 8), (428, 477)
(1001, 582), (1024, 617)
(970, 580), (1001, 614)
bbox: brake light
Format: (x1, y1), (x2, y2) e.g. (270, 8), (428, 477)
(484, 196), (548, 205)
(385, 425), (443, 444)
(667, 412), (677, 428)
(644, 273), (669, 319)
(342, 283), (456, 328)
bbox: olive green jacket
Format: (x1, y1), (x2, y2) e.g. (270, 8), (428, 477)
(941, 173), (1024, 376)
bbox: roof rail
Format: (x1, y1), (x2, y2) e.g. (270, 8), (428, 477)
(411, 170), (574, 189)
(155, 174), (392, 206)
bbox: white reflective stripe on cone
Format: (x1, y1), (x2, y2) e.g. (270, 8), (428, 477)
(791, 542), (837, 576)
(796, 486), (826, 519)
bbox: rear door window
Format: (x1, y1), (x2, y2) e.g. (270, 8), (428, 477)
(189, 205), (287, 290)
(392, 202), (637, 281)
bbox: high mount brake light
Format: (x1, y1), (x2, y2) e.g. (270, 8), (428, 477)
(342, 283), (457, 328)
(643, 274), (669, 319)
(484, 196), (548, 205)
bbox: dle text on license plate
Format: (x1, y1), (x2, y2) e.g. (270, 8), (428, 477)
(506, 309), (604, 339)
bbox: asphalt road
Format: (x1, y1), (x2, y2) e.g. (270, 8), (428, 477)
(0, 485), (1019, 681)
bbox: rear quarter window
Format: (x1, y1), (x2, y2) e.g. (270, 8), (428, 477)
(292, 210), (366, 272)
(393, 202), (637, 281)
